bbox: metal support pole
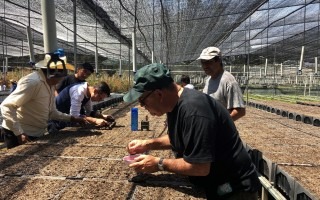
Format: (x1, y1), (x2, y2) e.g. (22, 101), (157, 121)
(73, 0), (77, 69)
(258, 175), (287, 200)
(4, 57), (8, 81)
(132, 32), (136, 73)
(26, 26), (35, 64)
(315, 57), (318, 74)
(41, 0), (57, 53)
(119, 58), (122, 77)
(265, 58), (268, 77)
(95, 50), (98, 74)
(152, 51), (154, 63)
(298, 46), (304, 73)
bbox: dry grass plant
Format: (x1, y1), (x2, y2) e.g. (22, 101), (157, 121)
(2, 68), (133, 93)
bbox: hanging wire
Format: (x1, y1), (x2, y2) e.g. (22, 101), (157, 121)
(245, 15), (251, 106)
(134, 0), (137, 35)
(152, 0), (155, 62)
(73, 0), (77, 69)
(159, 0), (170, 65)
(2, 0), (7, 81)
(95, 0), (98, 74)
(118, 0), (152, 58)
(119, 0), (122, 77)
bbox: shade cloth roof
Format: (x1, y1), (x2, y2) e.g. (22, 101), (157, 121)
(0, 0), (319, 66)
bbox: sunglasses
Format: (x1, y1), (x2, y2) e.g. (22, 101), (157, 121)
(139, 90), (155, 107)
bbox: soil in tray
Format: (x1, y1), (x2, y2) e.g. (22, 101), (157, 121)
(59, 180), (132, 200)
(278, 165), (320, 198)
(235, 107), (320, 198)
(133, 184), (206, 200)
(0, 178), (66, 200)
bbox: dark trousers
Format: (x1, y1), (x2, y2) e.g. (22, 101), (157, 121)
(0, 130), (4, 142)
(47, 120), (80, 134)
(1, 128), (36, 149)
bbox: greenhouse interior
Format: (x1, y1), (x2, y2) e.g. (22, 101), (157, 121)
(0, 0), (320, 200)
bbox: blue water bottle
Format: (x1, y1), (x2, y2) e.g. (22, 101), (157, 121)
(131, 107), (138, 131)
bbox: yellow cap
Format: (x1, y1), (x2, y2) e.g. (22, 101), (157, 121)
(35, 55), (75, 71)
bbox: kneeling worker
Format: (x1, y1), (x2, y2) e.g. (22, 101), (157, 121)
(52, 81), (114, 131)
(0, 58), (85, 149)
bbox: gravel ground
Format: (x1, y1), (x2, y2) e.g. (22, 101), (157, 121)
(1, 99), (319, 199)
(235, 101), (320, 199)
(0, 102), (206, 199)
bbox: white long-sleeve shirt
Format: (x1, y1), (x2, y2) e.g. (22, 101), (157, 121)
(0, 70), (71, 137)
(69, 82), (92, 117)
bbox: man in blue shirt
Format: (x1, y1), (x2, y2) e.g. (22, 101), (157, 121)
(49, 81), (114, 132)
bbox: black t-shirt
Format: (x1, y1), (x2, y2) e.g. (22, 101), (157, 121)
(167, 88), (260, 194)
(56, 75), (85, 93)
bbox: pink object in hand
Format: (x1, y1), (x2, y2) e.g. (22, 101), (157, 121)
(123, 154), (141, 164)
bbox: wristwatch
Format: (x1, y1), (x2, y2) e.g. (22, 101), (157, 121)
(158, 157), (165, 171)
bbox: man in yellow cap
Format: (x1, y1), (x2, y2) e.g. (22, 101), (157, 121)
(0, 57), (85, 149)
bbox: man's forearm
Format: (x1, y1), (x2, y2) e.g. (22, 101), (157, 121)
(162, 158), (211, 176)
(146, 135), (171, 150)
(83, 116), (97, 124)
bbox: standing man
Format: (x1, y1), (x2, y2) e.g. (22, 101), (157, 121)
(9, 79), (17, 93)
(123, 63), (260, 200)
(55, 62), (94, 94)
(0, 62), (85, 149)
(198, 47), (245, 121)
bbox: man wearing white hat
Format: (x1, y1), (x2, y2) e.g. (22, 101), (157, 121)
(0, 55), (85, 149)
(198, 47), (245, 121)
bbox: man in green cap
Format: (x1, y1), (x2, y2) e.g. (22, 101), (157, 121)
(123, 63), (260, 199)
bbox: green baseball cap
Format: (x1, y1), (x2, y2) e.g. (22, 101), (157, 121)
(123, 63), (173, 103)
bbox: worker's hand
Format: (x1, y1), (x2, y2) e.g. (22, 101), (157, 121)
(127, 139), (149, 155)
(17, 133), (31, 145)
(129, 155), (160, 173)
(103, 115), (115, 122)
(70, 116), (87, 126)
(95, 118), (109, 127)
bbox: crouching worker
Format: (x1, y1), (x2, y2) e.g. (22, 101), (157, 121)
(50, 81), (115, 132)
(0, 60), (85, 149)
(124, 63), (260, 200)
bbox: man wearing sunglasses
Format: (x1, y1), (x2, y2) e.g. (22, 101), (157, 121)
(123, 63), (260, 200)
